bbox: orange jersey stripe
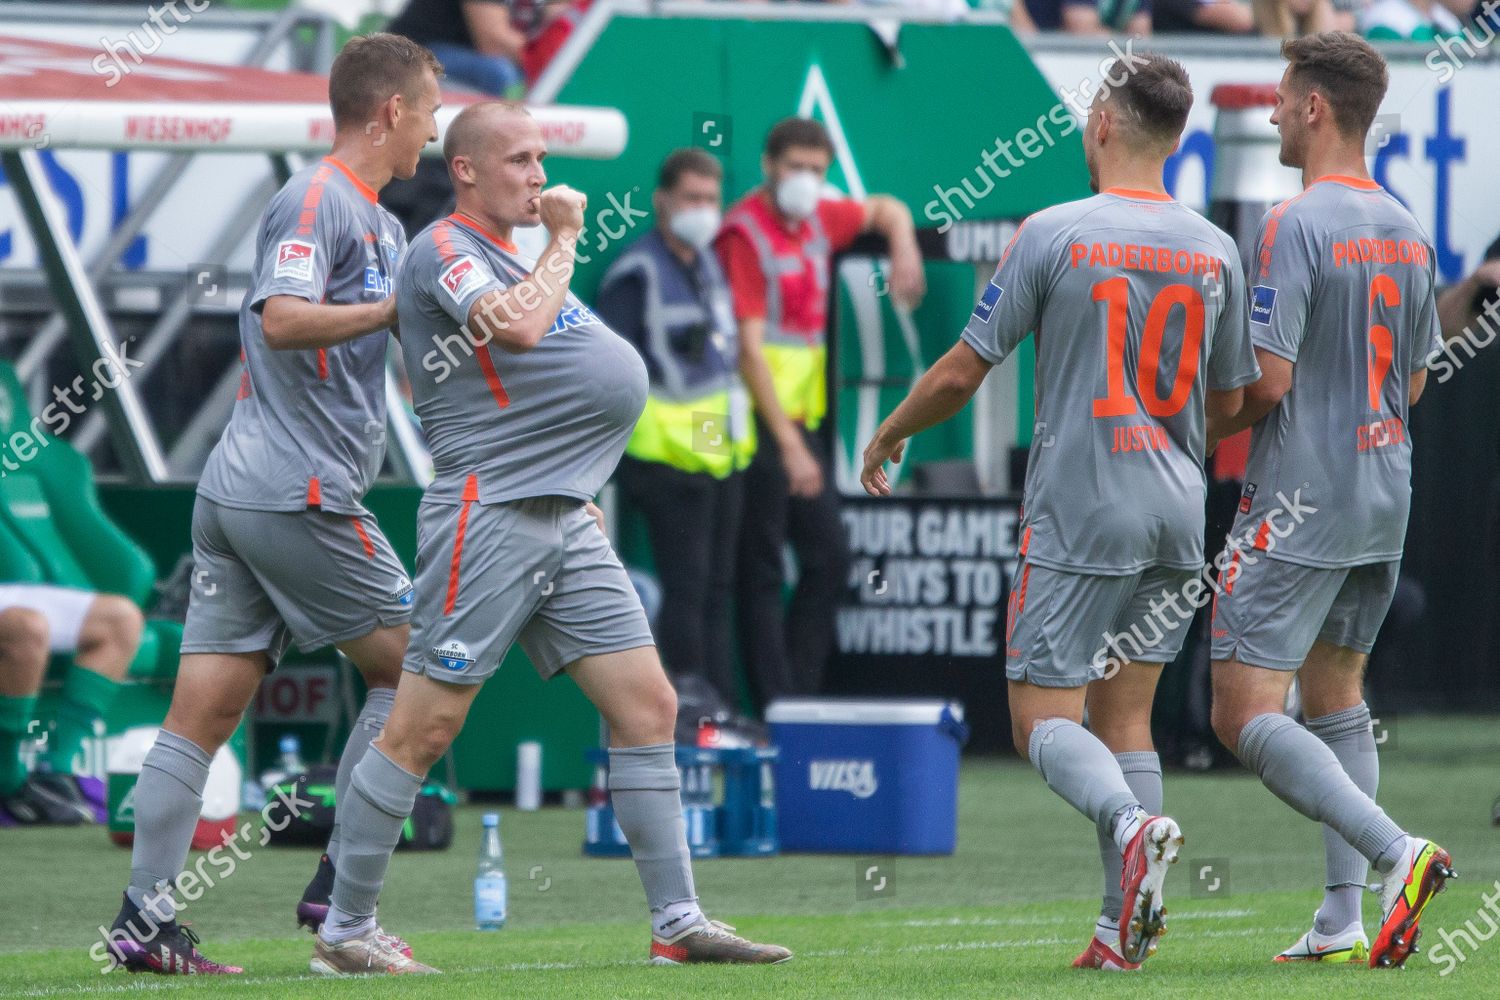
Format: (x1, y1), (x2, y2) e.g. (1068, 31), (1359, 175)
(474, 344), (511, 409)
(1257, 188), (1314, 282)
(431, 219), (459, 264)
(306, 477), (322, 507)
(296, 163), (334, 238)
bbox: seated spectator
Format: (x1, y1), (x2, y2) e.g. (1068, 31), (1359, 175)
(1023, 0), (1150, 33)
(387, 0), (529, 97)
(0, 586), (143, 826)
(1360, 0), (1462, 37)
(1252, 0), (1356, 36)
(1154, 0), (1255, 32)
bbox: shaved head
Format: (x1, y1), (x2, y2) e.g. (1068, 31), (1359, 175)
(443, 100), (534, 164)
(444, 100), (550, 231)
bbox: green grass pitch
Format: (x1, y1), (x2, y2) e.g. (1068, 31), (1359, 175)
(2, 714), (1496, 998)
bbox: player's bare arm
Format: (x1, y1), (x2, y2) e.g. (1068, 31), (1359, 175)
(584, 501), (606, 534)
(1203, 387), (1245, 454)
(861, 340), (991, 496)
(463, 0), (527, 59)
(737, 316), (823, 497)
(1436, 259), (1500, 340)
(1409, 367), (1428, 407)
(466, 185), (586, 352)
(260, 294), (399, 350)
(862, 195), (926, 307)
(1208, 348), (1292, 444)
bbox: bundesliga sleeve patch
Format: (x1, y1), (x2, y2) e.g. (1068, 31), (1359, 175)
(440, 256), (490, 304)
(1250, 285), (1278, 326)
(273, 240), (315, 282)
(971, 280), (1005, 323)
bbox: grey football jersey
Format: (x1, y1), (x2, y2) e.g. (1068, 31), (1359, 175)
(962, 190), (1260, 575)
(398, 213), (649, 505)
(1232, 177), (1441, 568)
(197, 157), (404, 515)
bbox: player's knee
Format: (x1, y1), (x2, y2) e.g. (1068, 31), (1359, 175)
(0, 607), (50, 673)
(1010, 719), (1034, 760)
(161, 704), (234, 756)
(408, 724), (458, 772)
(635, 676), (678, 739)
(87, 596), (145, 666)
(383, 713), (460, 773)
(1209, 702), (1246, 756)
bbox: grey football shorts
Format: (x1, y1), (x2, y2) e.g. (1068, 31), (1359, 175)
(1005, 558), (1198, 688)
(1209, 553), (1399, 671)
(180, 497), (413, 666)
(404, 494), (654, 685)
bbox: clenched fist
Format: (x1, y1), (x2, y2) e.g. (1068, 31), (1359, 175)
(539, 185), (587, 237)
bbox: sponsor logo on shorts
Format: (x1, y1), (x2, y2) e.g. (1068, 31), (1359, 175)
(1239, 481), (1257, 514)
(971, 280), (1004, 323)
(440, 257), (487, 303)
(432, 640), (474, 672)
(364, 266), (393, 296)
(274, 240), (315, 281)
(1250, 285), (1277, 326)
(808, 759), (879, 799)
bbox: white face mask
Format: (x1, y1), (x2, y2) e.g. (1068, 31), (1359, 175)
(668, 205), (721, 251)
(775, 170), (822, 220)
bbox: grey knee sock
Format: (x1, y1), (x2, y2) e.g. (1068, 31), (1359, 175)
(1028, 719), (1141, 844)
(1307, 704), (1376, 933)
(1238, 712), (1407, 873)
(609, 743), (697, 913)
(326, 687), (396, 866)
(1099, 751), (1162, 921)
(126, 730), (212, 924)
(326, 746), (422, 929)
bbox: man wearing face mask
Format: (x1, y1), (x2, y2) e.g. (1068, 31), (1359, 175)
(716, 117), (925, 708)
(597, 149), (753, 712)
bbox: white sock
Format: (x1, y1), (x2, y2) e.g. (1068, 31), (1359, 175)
(1111, 806), (1149, 854)
(1095, 914), (1119, 943)
(652, 899), (705, 938)
(319, 904), (376, 944)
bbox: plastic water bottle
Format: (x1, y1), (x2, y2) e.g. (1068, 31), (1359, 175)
(278, 735), (307, 776)
(258, 734), (307, 792)
(475, 812), (508, 930)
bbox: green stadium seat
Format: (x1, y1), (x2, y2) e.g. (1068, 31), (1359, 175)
(0, 361), (178, 682)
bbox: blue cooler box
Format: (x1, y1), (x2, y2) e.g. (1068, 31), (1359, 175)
(767, 699), (968, 855)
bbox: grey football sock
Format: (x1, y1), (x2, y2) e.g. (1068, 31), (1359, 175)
(609, 743), (697, 919)
(1099, 751), (1162, 921)
(1237, 712), (1406, 873)
(1028, 719), (1141, 844)
(325, 687), (396, 866)
(1307, 704), (1376, 933)
(126, 730), (212, 925)
(326, 745), (422, 930)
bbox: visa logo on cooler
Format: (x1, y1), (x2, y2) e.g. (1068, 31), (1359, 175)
(808, 759), (879, 799)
